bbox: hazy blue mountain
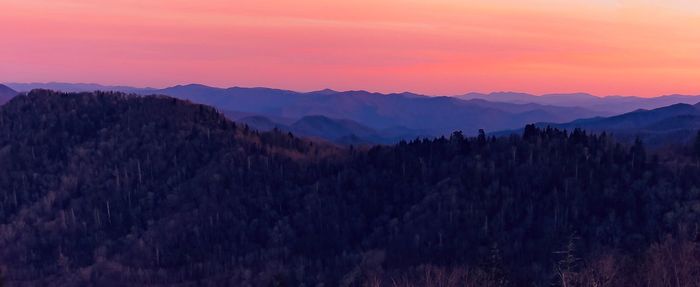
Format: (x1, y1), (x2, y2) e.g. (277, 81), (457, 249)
(558, 103), (700, 129)
(459, 91), (700, 114)
(0, 84), (18, 104)
(462, 98), (611, 122)
(291, 115), (377, 140)
(510, 102), (700, 146)
(307, 88), (340, 96)
(237, 114), (426, 144)
(461, 92), (558, 104)
(3, 83), (615, 137)
(231, 91), (603, 136)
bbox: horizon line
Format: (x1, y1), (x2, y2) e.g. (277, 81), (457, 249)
(4, 81), (700, 99)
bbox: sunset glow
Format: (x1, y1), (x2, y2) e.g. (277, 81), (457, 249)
(2, 0), (700, 96)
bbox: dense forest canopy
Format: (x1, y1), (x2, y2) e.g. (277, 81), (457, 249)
(0, 90), (698, 286)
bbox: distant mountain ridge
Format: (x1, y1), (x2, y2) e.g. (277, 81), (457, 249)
(125, 86), (610, 139)
(11, 83), (700, 116)
(459, 91), (700, 114)
(12, 82), (700, 145)
(5, 83), (609, 142)
(506, 102), (700, 146)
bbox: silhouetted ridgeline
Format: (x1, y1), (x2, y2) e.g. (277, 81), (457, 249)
(0, 90), (699, 286)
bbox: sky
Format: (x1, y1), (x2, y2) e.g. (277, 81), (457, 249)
(2, 0), (700, 97)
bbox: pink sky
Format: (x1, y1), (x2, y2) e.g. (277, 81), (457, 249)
(2, 0), (700, 96)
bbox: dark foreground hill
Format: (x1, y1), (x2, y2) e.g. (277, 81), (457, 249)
(0, 91), (699, 286)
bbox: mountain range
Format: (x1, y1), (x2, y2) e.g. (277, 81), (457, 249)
(109, 84), (612, 137)
(6, 82), (700, 146)
(460, 91), (700, 114)
(4, 83), (609, 141)
(503, 102), (700, 146)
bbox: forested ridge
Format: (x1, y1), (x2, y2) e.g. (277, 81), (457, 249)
(0, 90), (699, 286)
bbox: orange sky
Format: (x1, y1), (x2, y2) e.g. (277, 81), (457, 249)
(2, 0), (700, 96)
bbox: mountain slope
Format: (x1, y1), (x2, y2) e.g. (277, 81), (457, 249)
(525, 102), (700, 145)
(237, 114), (422, 144)
(238, 115), (291, 132)
(290, 115), (381, 142)
(1, 91), (700, 286)
(0, 90), (336, 286)
(0, 84), (18, 104)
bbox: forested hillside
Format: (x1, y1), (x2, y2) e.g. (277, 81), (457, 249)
(0, 90), (699, 286)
